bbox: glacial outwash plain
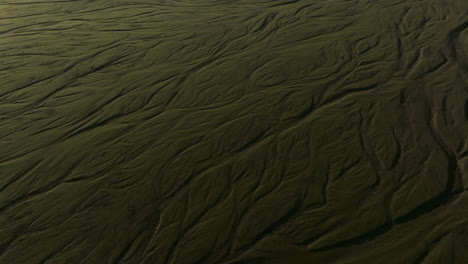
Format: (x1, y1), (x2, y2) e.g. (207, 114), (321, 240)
(1, 0), (468, 263)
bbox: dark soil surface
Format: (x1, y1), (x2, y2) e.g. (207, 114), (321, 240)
(1, 0), (467, 263)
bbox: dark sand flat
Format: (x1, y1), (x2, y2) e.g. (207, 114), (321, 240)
(0, 0), (467, 263)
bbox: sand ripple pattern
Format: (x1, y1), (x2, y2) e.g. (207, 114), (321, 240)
(0, 0), (467, 263)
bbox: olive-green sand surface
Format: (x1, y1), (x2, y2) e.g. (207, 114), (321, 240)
(1, 0), (468, 263)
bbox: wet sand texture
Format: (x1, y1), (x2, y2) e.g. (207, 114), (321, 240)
(0, 0), (468, 263)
